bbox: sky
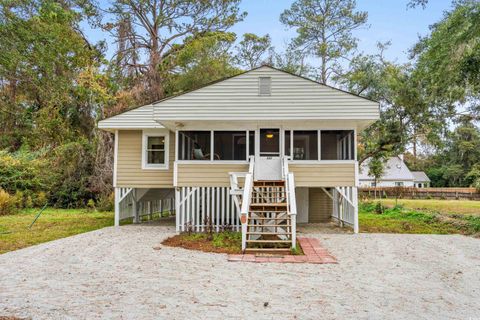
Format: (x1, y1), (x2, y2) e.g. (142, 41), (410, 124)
(88, 0), (454, 65)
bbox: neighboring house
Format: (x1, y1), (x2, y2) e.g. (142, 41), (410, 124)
(412, 171), (431, 188)
(359, 156), (430, 188)
(98, 65), (380, 252)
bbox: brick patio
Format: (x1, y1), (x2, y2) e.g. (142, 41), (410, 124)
(227, 237), (338, 264)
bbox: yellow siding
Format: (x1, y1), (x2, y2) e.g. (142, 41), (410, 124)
(116, 130), (174, 188)
(290, 163), (355, 187)
(309, 188), (333, 222)
(177, 163), (249, 187)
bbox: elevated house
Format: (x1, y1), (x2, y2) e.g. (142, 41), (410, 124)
(359, 156), (430, 187)
(98, 66), (380, 253)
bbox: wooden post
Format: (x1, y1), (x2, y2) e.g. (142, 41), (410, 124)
(353, 187), (359, 233)
(114, 187), (120, 227)
(133, 189), (139, 224)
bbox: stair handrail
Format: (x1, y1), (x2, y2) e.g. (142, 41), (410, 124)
(241, 156), (255, 251)
(282, 156), (297, 248)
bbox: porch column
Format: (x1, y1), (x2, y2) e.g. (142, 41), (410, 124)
(114, 187), (120, 227)
(353, 186), (359, 233)
(132, 188), (139, 224)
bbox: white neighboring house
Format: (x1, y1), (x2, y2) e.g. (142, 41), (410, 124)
(359, 156), (430, 187)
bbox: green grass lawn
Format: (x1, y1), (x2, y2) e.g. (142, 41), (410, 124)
(374, 199), (480, 217)
(0, 208), (114, 254)
(359, 199), (480, 236)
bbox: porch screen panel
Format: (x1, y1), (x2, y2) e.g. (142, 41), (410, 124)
(293, 131), (318, 160)
(178, 131), (211, 160)
(320, 130), (354, 160)
(248, 131), (255, 157)
(284, 130), (291, 157)
(214, 131), (247, 160)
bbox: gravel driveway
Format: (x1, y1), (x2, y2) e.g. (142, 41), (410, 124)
(0, 224), (479, 319)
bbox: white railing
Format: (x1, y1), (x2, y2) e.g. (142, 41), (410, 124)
(176, 186), (239, 232)
(240, 156), (255, 251)
(282, 156), (297, 248)
(332, 186), (358, 233)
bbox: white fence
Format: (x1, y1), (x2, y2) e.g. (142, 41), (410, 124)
(116, 188), (175, 224)
(176, 186), (241, 232)
(332, 186), (358, 232)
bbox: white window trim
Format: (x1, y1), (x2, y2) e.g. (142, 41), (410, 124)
(142, 129), (170, 170)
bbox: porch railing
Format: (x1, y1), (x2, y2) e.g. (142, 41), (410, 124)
(282, 156), (297, 248)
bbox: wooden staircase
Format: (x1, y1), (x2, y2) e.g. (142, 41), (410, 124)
(245, 180), (293, 254)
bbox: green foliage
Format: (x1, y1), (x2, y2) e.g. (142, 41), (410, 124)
(411, 0), (480, 117)
(96, 193), (114, 212)
(0, 189), (17, 215)
(235, 33), (272, 69)
(280, 0), (368, 83)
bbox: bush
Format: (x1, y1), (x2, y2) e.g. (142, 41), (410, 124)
(97, 192), (114, 212)
(0, 189), (17, 215)
(374, 201), (384, 214)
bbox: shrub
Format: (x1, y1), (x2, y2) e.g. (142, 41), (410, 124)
(97, 192), (114, 212)
(87, 199), (96, 211)
(0, 189), (17, 215)
(33, 191), (48, 207)
(374, 201), (384, 214)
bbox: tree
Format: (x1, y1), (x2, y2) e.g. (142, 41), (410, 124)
(280, 0), (368, 84)
(0, 0), (106, 149)
(165, 32), (240, 94)
(341, 42), (451, 165)
(106, 0), (246, 103)
(411, 0), (480, 119)
(271, 47), (313, 77)
(367, 157), (385, 199)
(235, 33), (272, 69)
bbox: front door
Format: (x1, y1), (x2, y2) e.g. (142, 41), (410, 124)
(255, 128), (282, 180)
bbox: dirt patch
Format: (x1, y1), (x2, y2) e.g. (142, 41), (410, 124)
(161, 232), (242, 254)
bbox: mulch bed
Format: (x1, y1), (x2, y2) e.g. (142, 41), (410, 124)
(161, 234), (242, 254)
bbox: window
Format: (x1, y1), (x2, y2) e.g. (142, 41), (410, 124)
(395, 182), (404, 187)
(370, 182), (377, 187)
(214, 131), (247, 160)
(178, 131), (211, 160)
(142, 131), (169, 169)
(259, 77), (271, 95)
(292, 130), (318, 160)
(320, 130), (354, 160)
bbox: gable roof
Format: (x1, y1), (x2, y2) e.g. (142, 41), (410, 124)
(359, 157), (415, 181)
(98, 65), (380, 130)
(97, 105), (162, 131)
(412, 171), (430, 182)
(153, 65), (380, 122)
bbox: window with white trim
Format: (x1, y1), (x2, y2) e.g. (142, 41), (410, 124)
(142, 132), (169, 169)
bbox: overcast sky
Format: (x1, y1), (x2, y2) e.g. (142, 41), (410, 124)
(87, 0), (453, 65)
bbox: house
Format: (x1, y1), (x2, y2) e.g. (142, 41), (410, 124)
(412, 171), (431, 188)
(359, 156), (430, 187)
(98, 65), (380, 252)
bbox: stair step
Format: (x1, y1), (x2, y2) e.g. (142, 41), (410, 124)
(246, 231), (291, 235)
(245, 248), (291, 253)
(250, 203), (287, 207)
(247, 224), (290, 227)
(248, 217), (289, 220)
(246, 240), (292, 244)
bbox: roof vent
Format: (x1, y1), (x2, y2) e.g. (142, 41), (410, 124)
(259, 77), (271, 95)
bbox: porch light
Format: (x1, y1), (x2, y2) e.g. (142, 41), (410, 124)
(266, 132), (274, 139)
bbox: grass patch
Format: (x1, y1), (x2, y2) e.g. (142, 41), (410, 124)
(375, 199), (480, 217)
(162, 231), (242, 254)
(359, 201), (480, 236)
(0, 208), (114, 254)
(290, 244), (304, 255)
